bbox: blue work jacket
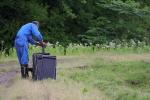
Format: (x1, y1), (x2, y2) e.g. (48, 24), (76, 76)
(16, 23), (43, 44)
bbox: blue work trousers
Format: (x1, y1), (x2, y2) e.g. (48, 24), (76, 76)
(14, 37), (29, 66)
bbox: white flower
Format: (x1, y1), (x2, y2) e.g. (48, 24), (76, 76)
(36, 46), (40, 48)
(96, 44), (100, 47)
(46, 42), (53, 46)
(117, 44), (121, 47)
(106, 45), (110, 48)
(131, 40), (136, 44)
(122, 39), (125, 41)
(109, 42), (115, 46)
(56, 41), (59, 44)
(69, 43), (72, 46)
(84, 43), (87, 46)
(138, 41), (141, 44)
(1, 40), (4, 44)
(80, 43), (82, 46)
(109, 42), (113, 45)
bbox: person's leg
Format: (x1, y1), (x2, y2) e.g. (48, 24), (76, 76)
(21, 64), (29, 78)
(20, 66), (26, 78)
(21, 43), (29, 78)
(15, 39), (24, 78)
(15, 39), (29, 78)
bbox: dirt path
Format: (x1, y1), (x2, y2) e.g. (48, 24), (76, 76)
(0, 59), (73, 88)
(0, 62), (33, 88)
(0, 68), (20, 88)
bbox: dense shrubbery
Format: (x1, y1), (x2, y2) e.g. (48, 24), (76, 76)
(0, 0), (150, 55)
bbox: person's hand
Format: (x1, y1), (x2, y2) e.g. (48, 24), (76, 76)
(36, 42), (41, 46)
(38, 41), (46, 48)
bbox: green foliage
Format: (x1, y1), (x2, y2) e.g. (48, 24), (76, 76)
(46, 78), (51, 81)
(1, 0), (150, 56)
(64, 79), (69, 86)
(0, 0), (48, 55)
(82, 88), (88, 93)
(80, 0), (150, 45)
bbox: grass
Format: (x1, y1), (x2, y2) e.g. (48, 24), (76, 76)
(0, 71), (102, 100)
(64, 54), (150, 100)
(0, 48), (150, 99)
(0, 58), (18, 64)
(0, 66), (19, 72)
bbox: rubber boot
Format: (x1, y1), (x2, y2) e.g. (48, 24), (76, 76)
(21, 66), (26, 79)
(25, 65), (29, 78)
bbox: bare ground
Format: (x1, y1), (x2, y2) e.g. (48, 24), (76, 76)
(0, 68), (20, 88)
(0, 62), (33, 88)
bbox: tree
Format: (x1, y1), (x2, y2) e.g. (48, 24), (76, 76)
(80, 0), (150, 44)
(0, 0), (48, 55)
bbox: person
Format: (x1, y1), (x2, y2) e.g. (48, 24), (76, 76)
(14, 21), (46, 79)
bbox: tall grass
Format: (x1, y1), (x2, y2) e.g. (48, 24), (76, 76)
(1, 39), (150, 59)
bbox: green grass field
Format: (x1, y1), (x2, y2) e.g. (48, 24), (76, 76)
(0, 42), (150, 100)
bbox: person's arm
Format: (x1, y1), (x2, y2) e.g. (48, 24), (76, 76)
(26, 34), (37, 44)
(31, 24), (43, 41)
(31, 24), (46, 46)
